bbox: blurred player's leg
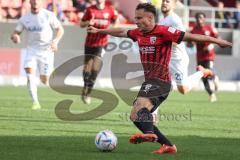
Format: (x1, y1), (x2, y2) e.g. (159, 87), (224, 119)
(82, 47), (103, 104)
(198, 61), (217, 102)
(24, 52), (41, 110)
(25, 68), (40, 110)
(213, 75), (219, 91)
(202, 77), (217, 102)
(171, 57), (212, 94)
(36, 52), (54, 109)
(85, 56), (103, 97)
(82, 54), (93, 104)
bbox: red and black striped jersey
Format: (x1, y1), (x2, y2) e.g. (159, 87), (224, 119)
(82, 5), (118, 47)
(127, 25), (185, 82)
(191, 25), (218, 62)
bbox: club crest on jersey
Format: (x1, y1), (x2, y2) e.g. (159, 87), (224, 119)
(150, 36), (157, 44)
(144, 84), (152, 93)
(103, 13), (109, 19)
(168, 27), (176, 33)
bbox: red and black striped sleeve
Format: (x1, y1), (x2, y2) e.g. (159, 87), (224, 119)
(82, 7), (92, 22)
(127, 29), (138, 42)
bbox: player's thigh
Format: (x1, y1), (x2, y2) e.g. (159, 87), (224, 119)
(170, 58), (189, 86)
(38, 51), (54, 78)
(24, 51), (37, 74)
(84, 46), (104, 60)
(84, 46), (104, 70)
(130, 79), (171, 120)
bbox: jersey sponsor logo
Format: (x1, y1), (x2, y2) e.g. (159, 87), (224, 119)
(103, 13), (110, 19)
(207, 44), (214, 51)
(205, 30), (210, 36)
(140, 46), (155, 54)
(27, 26), (43, 32)
(168, 27), (176, 34)
(150, 36), (157, 44)
(94, 19), (109, 25)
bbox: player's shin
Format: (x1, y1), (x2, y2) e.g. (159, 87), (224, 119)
(26, 73), (38, 103)
(153, 125), (173, 146)
(86, 70), (99, 95)
(82, 71), (91, 95)
(134, 108), (154, 134)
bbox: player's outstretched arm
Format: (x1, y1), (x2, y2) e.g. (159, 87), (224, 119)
(87, 26), (128, 38)
(183, 32), (232, 48)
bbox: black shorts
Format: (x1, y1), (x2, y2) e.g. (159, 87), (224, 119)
(84, 46), (105, 57)
(198, 60), (214, 70)
(135, 79), (172, 113)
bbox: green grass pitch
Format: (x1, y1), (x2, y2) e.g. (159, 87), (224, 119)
(0, 86), (240, 160)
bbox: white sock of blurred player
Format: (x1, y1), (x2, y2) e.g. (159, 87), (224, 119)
(26, 73), (39, 106)
(185, 71), (204, 91)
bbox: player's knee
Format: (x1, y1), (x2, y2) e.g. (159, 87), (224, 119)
(135, 108), (153, 122)
(130, 113), (135, 122)
(41, 79), (48, 85)
(130, 106), (141, 122)
(25, 68), (33, 74)
(134, 98), (152, 108)
(177, 86), (188, 95)
(40, 76), (48, 85)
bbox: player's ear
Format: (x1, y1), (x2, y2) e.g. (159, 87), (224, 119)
(148, 13), (154, 21)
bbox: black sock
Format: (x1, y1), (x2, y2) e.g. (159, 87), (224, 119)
(86, 70), (98, 95)
(202, 78), (213, 95)
(82, 71), (91, 95)
(134, 108), (154, 134)
(153, 125), (172, 146)
(133, 121), (143, 132)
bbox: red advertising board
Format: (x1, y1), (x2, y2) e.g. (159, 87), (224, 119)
(0, 48), (20, 75)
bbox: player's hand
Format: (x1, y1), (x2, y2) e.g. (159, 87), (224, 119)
(87, 26), (99, 33)
(49, 40), (58, 52)
(217, 39), (232, 48)
(11, 34), (21, 44)
(89, 14), (95, 26)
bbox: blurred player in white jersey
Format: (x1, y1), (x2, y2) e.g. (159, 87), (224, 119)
(11, 0), (64, 110)
(152, 0), (213, 121)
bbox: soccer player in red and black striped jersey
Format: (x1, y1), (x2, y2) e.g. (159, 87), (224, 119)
(190, 12), (219, 102)
(88, 3), (232, 154)
(80, 0), (118, 104)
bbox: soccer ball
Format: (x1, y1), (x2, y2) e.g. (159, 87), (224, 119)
(95, 130), (117, 152)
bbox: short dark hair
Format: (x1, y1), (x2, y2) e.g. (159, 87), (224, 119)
(136, 3), (157, 17)
(195, 12), (206, 19)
